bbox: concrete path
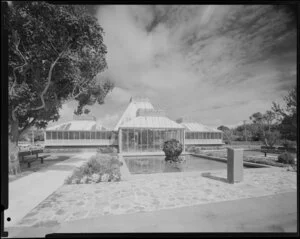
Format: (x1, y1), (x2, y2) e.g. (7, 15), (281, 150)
(6, 192), (297, 237)
(57, 191), (298, 233)
(9, 167), (296, 229)
(5, 152), (95, 227)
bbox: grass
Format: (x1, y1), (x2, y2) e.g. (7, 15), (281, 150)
(9, 153), (72, 182)
(192, 149), (297, 169)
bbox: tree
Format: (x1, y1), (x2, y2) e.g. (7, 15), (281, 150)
(217, 125), (234, 144)
(249, 111), (279, 146)
(272, 87), (297, 141)
(6, 2), (114, 174)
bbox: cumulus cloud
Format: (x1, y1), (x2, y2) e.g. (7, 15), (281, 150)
(55, 5), (296, 129)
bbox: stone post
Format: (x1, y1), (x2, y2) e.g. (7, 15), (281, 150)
(227, 147), (243, 183)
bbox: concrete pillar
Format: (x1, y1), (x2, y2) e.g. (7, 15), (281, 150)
(227, 147), (243, 183)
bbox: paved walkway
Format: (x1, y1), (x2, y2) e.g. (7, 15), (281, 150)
(12, 167), (296, 228)
(5, 152), (95, 227)
(6, 192), (297, 236)
(56, 191), (298, 233)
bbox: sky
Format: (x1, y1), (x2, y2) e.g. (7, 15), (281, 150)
(49, 5), (297, 130)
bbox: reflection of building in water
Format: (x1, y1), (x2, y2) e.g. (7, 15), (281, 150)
(44, 97), (223, 154)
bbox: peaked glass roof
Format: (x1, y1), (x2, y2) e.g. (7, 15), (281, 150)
(119, 116), (184, 129)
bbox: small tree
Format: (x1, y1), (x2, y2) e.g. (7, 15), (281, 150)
(264, 130), (281, 147)
(217, 125), (233, 144)
(272, 87), (297, 141)
(249, 111), (278, 147)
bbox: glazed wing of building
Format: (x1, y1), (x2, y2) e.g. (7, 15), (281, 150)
(178, 120), (223, 145)
(44, 116), (117, 146)
(184, 131), (223, 145)
(45, 130), (118, 146)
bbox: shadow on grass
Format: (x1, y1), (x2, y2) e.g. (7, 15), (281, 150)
(201, 172), (229, 184)
(10, 154), (75, 182)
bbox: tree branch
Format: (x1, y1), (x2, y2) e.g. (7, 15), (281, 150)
(9, 32), (29, 95)
(11, 107), (17, 122)
(19, 118), (36, 136)
(31, 43), (71, 111)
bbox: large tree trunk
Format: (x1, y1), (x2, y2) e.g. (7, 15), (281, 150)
(9, 119), (21, 175)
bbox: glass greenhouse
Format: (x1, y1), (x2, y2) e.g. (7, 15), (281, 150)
(44, 97), (224, 153)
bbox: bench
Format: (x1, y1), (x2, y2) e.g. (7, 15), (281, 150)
(19, 149), (46, 168)
(260, 146), (296, 157)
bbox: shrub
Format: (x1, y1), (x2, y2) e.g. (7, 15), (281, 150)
(277, 152), (295, 165)
(282, 140), (296, 149)
(195, 147), (203, 154)
(97, 146), (118, 154)
(163, 139), (183, 162)
(65, 154), (122, 184)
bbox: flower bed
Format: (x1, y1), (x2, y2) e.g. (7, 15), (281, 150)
(65, 153), (123, 184)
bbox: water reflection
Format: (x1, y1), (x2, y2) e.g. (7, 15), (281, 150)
(124, 155), (228, 174)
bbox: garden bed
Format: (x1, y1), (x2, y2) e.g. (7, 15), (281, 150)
(65, 153), (123, 184)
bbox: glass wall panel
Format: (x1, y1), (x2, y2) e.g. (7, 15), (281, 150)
(148, 129), (154, 151)
(156, 131), (161, 150)
(52, 132), (57, 139)
(107, 131), (112, 140)
(91, 132), (95, 140)
(58, 131), (63, 140)
(74, 131), (79, 140)
(178, 130), (181, 141)
(69, 132), (74, 140)
(86, 132), (90, 140)
(63, 132), (68, 140)
(96, 132), (101, 139)
(99, 132), (105, 139)
(122, 129), (128, 152)
(128, 129), (135, 152)
(136, 129), (142, 152)
(46, 132), (51, 140)
(80, 132), (85, 139)
(142, 129), (147, 151)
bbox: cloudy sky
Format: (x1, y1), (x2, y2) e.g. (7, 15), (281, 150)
(50, 5), (297, 129)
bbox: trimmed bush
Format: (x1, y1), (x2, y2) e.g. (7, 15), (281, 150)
(97, 146), (118, 154)
(277, 152), (295, 165)
(163, 139), (183, 162)
(65, 154), (122, 184)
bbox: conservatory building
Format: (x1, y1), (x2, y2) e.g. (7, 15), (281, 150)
(44, 97), (224, 152)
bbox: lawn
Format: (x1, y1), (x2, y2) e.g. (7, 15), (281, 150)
(195, 149), (297, 170)
(9, 153), (74, 183)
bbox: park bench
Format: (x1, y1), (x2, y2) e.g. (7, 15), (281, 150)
(260, 146), (296, 157)
(18, 149), (47, 168)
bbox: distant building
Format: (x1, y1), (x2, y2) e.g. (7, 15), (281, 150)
(44, 97), (224, 153)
